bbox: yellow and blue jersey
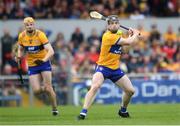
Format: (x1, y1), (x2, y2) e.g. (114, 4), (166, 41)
(18, 29), (49, 67)
(95, 30), (125, 82)
(96, 30), (123, 70)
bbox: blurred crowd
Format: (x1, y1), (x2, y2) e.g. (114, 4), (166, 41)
(0, 0), (179, 20)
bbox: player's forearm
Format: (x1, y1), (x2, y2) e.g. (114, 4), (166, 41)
(118, 34), (138, 45)
(42, 48), (54, 62)
(17, 46), (23, 58)
(126, 34), (139, 45)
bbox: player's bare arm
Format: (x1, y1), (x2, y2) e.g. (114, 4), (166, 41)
(18, 45), (24, 57)
(42, 43), (54, 62)
(14, 45), (24, 62)
(117, 29), (140, 46)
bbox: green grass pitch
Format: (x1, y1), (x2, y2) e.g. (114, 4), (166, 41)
(0, 104), (180, 125)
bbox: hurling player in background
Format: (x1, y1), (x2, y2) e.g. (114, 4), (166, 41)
(16, 17), (58, 116)
(78, 15), (140, 120)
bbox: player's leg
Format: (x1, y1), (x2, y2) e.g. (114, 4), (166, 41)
(41, 71), (58, 116)
(83, 72), (104, 109)
(29, 74), (44, 96)
(115, 75), (135, 117)
(78, 72), (104, 120)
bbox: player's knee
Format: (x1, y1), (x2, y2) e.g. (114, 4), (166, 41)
(127, 88), (135, 96)
(44, 84), (53, 92)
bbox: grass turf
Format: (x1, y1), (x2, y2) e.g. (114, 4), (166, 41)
(0, 104), (180, 125)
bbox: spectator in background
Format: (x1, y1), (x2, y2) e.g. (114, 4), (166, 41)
(0, 1), (6, 20)
(156, 55), (170, 73)
(87, 46), (99, 64)
(73, 43), (87, 65)
(150, 51), (159, 71)
(52, 32), (65, 52)
(137, 24), (150, 41)
(166, 0), (179, 17)
(52, 0), (62, 18)
(71, 27), (84, 50)
(151, 39), (162, 53)
(70, 0), (83, 19)
(23, 0), (35, 17)
(53, 0), (70, 18)
(129, 44), (142, 58)
(126, 0), (138, 14)
(1, 29), (14, 66)
(41, 0), (53, 18)
(149, 24), (161, 42)
(139, 1), (150, 17)
(13, 2), (24, 19)
(118, 6), (128, 18)
(165, 59), (180, 72)
(2, 63), (12, 75)
(162, 40), (177, 59)
(148, 0), (168, 17)
(136, 56), (144, 73)
(127, 56), (139, 73)
(142, 56), (154, 73)
(80, 10), (90, 19)
(140, 43), (152, 57)
(87, 28), (100, 46)
(4, 5), (14, 19)
(163, 25), (177, 42)
(78, 58), (94, 77)
(33, 1), (46, 19)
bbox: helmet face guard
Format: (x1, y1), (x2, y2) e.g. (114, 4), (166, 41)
(107, 15), (119, 25)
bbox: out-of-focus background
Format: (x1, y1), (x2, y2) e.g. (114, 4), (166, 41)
(0, 0), (179, 108)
